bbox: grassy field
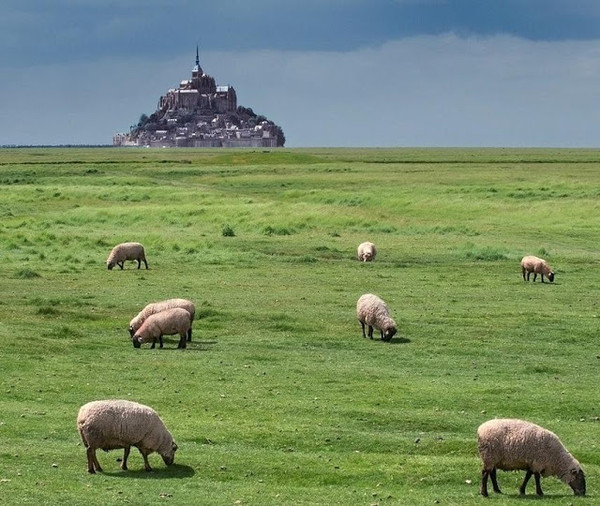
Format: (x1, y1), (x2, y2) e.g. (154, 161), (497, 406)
(1, 147), (599, 505)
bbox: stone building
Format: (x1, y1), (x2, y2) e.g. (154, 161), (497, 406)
(114, 47), (285, 148)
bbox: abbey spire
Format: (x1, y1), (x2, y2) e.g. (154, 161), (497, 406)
(193, 44), (202, 76)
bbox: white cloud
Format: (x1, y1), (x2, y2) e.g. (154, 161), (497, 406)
(2, 34), (600, 146)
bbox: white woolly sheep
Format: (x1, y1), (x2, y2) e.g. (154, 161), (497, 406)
(77, 399), (178, 474)
(106, 242), (148, 270)
(520, 255), (554, 283)
(129, 298), (195, 345)
(356, 293), (397, 342)
(477, 418), (585, 497)
(133, 307), (192, 349)
(357, 241), (377, 262)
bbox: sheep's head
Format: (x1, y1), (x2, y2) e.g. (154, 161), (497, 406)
(107, 262), (115, 270)
(128, 325), (135, 338)
(568, 468), (585, 496)
(548, 271), (555, 282)
(383, 326), (397, 341)
(132, 335), (142, 348)
(363, 253), (372, 262)
(161, 441), (178, 466)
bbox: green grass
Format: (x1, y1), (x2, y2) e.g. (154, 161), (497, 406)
(1, 147), (600, 505)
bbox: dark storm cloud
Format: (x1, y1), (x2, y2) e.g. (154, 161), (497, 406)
(3, 0), (600, 67)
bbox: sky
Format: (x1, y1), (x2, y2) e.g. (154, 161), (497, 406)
(2, 0), (600, 147)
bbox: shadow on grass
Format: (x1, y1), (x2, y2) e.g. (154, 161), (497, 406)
(103, 463), (195, 479)
(490, 491), (594, 502)
(500, 493), (577, 500)
(363, 336), (411, 344)
(135, 340), (218, 351)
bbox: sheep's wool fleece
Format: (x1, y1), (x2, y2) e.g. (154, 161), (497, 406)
(357, 242), (376, 260)
(357, 294), (393, 328)
(521, 256), (550, 273)
(108, 242), (144, 261)
(77, 400), (171, 450)
(130, 298), (195, 333)
(136, 307), (191, 342)
(478, 419), (579, 477)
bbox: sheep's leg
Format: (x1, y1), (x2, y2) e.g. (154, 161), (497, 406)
(121, 446), (130, 470)
(137, 448), (153, 472)
(368, 326), (374, 339)
(143, 259), (149, 269)
(92, 450), (103, 473)
(150, 340), (156, 349)
(522, 267), (526, 281)
(86, 447), (96, 473)
(533, 273), (537, 282)
(360, 321), (366, 338)
(159, 336), (163, 348)
(490, 468), (501, 493)
(541, 274), (545, 283)
(380, 329), (384, 340)
(533, 472), (543, 496)
(87, 447), (103, 473)
(526, 271), (531, 281)
(480, 469), (489, 497)
(519, 470), (533, 494)
(137, 259), (141, 269)
(178, 333), (187, 349)
(187, 327), (192, 342)
(118, 261), (124, 270)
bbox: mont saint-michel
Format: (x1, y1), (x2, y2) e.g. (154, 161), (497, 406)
(113, 48), (285, 148)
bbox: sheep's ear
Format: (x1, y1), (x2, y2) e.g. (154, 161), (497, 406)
(173, 442), (178, 451)
(137, 337), (143, 343)
(570, 468), (579, 476)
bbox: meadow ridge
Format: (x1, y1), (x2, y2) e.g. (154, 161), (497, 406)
(0, 147), (599, 505)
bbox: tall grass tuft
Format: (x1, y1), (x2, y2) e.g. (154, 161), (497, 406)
(14, 268), (41, 279)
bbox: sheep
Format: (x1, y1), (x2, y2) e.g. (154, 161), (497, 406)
(477, 418), (585, 497)
(356, 293), (397, 342)
(129, 298), (195, 347)
(520, 255), (554, 283)
(106, 242), (148, 270)
(357, 241), (377, 262)
(132, 307), (192, 349)
(77, 399), (178, 474)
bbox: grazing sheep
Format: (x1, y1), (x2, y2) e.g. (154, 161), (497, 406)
(477, 418), (585, 497)
(133, 307), (192, 349)
(129, 299), (195, 345)
(356, 293), (397, 342)
(357, 241), (377, 262)
(77, 399), (177, 474)
(107, 242), (148, 270)
(520, 255), (554, 283)
(129, 299), (196, 342)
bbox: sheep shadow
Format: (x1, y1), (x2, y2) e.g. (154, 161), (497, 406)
(500, 492), (593, 502)
(104, 463), (195, 479)
(502, 493), (576, 500)
(389, 336), (411, 345)
(134, 340), (218, 352)
(521, 280), (560, 286)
